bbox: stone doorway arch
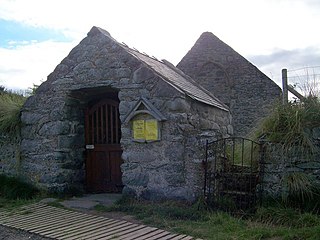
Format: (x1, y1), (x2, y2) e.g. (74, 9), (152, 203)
(70, 87), (122, 193)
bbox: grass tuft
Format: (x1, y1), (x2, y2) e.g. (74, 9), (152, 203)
(0, 174), (39, 200)
(0, 91), (26, 137)
(254, 206), (320, 227)
(257, 97), (320, 154)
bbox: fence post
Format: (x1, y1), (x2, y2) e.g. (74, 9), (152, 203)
(282, 68), (288, 104)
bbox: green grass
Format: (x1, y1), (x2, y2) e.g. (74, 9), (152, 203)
(99, 196), (320, 240)
(93, 203), (110, 212)
(225, 140), (260, 168)
(0, 197), (40, 210)
(0, 174), (39, 200)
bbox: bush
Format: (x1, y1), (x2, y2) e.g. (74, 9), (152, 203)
(0, 174), (39, 200)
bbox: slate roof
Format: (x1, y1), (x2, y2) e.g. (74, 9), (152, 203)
(94, 26), (228, 111)
(123, 46), (228, 111)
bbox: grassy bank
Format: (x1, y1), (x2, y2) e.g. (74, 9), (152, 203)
(98, 196), (320, 240)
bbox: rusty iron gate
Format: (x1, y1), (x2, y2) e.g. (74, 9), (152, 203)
(203, 137), (264, 213)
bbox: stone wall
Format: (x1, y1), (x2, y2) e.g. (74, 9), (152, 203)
(122, 97), (232, 201)
(177, 32), (282, 137)
(0, 135), (20, 176)
(261, 128), (320, 198)
(18, 27), (232, 201)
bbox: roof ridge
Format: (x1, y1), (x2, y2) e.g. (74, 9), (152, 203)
(163, 59), (229, 110)
(86, 26), (228, 111)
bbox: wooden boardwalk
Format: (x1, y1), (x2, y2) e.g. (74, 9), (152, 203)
(0, 203), (201, 240)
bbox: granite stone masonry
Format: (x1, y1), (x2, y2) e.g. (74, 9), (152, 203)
(0, 134), (20, 176)
(1, 27), (232, 201)
(261, 128), (320, 198)
(177, 32), (282, 137)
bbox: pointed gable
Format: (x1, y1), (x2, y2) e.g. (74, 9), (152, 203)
(177, 32), (281, 136)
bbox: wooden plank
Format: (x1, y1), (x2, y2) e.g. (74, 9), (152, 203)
(33, 216), (112, 235)
(155, 233), (180, 240)
(59, 221), (133, 240)
(51, 219), (117, 238)
(167, 234), (188, 240)
(138, 231), (172, 240)
(132, 229), (167, 240)
(99, 225), (149, 240)
(50, 219), (116, 238)
(181, 236), (194, 240)
(100, 105), (104, 143)
(3, 208), (96, 229)
(115, 107), (119, 143)
(96, 109), (99, 143)
(105, 104), (109, 144)
(91, 112), (94, 143)
(114, 226), (158, 240)
(10, 214), (86, 230)
(50, 219), (122, 239)
(29, 213), (105, 231)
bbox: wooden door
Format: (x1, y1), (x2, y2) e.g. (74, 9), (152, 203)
(85, 99), (123, 193)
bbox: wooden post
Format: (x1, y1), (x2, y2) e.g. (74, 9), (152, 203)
(282, 69), (288, 104)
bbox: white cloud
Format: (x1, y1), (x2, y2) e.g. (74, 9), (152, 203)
(0, 0), (319, 89)
(0, 40), (75, 89)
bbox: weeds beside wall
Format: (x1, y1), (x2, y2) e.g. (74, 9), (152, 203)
(0, 90), (26, 176)
(262, 142), (320, 202)
(258, 96), (320, 210)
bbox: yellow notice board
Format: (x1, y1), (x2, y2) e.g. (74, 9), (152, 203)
(145, 120), (158, 141)
(133, 119), (159, 141)
(133, 120), (145, 140)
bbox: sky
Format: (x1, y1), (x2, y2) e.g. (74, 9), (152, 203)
(0, 0), (319, 91)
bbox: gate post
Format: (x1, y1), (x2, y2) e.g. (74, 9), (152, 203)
(203, 139), (209, 199)
(258, 140), (266, 207)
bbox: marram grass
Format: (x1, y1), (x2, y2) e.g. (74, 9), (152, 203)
(257, 96), (320, 153)
(0, 92), (26, 136)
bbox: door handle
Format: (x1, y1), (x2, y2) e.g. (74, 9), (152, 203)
(85, 145), (95, 150)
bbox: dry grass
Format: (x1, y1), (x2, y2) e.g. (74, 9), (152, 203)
(0, 91), (26, 137)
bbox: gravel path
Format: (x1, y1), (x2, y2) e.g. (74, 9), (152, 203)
(0, 225), (50, 240)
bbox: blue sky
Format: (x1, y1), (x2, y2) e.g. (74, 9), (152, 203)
(0, 0), (319, 90)
(0, 19), (69, 48)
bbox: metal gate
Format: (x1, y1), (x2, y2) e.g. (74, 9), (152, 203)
(203, 137), (264, 213)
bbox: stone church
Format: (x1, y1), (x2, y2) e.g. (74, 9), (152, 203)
(0, 26), (280, 201)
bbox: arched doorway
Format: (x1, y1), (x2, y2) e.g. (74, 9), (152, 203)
(85, 98), (123, 193)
